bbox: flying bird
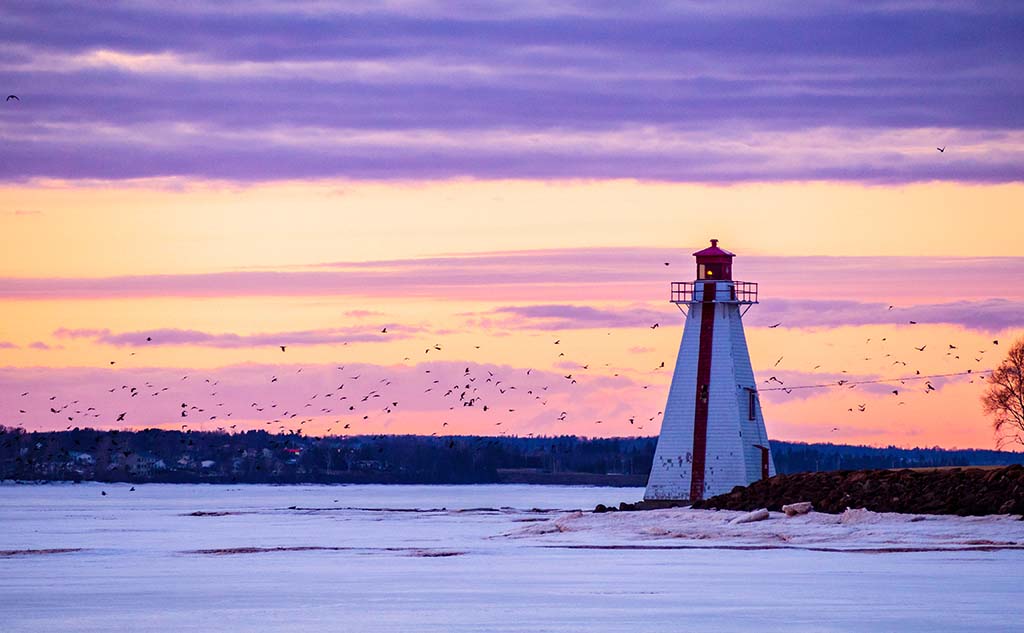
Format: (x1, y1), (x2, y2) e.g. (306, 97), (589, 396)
(279, 345), (286, 352)
(5, 95), (18, 101)
(914, 345), (926, 351)
(936, 146), (945, 153)
(768, 323), (782, 328)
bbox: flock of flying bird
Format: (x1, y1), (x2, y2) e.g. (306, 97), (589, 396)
(3, 256), (999, 445)
(760, 332), (999, 426)
(9, 327), (670, 442)
(1, 98), (976, 440)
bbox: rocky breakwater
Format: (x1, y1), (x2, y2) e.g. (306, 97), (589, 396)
(691, 465), (1024, 516)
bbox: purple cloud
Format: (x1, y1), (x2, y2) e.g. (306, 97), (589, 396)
(754, 367), (972, 405)
(486, 304), (670, 330)
(53, 328), (109, 338)
(0, 2), (1021, 182)
(0, 341), (18, 349)
(748, 298), (1024, 332)
(2, 250), (1023, 308)
(757, 370), (883, 403)
(53, 326), (415, 348)
(27, 341), (51, 350)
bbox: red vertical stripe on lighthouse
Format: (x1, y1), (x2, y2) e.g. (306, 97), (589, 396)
(689, 281), (716, 501)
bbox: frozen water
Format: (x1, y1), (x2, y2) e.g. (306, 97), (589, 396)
(1, 482), (1022, 632)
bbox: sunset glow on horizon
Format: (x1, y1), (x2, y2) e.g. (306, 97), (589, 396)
(2, 1), (1023, 450)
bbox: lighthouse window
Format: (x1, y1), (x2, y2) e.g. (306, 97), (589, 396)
(748, 391), (757, 420)
(700, 263), (724, 279)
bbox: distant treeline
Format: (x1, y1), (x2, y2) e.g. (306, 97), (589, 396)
(1, 426), (1020, 485)
(769, 441), (1021, 473)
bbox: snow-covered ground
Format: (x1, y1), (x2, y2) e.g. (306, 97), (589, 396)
(2, 483), (1022, 632)
(507, 505), (1024, 553)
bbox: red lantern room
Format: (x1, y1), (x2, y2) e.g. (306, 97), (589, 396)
(693, 238), (734, 281)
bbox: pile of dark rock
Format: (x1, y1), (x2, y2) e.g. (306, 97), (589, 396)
(691, 465), (1024, 516)
(595, 499), (688, 513)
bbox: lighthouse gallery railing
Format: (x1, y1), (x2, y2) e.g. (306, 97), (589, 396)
(670, 281), (758, 304)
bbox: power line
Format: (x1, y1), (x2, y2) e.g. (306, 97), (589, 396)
(759, 369), (992, 392)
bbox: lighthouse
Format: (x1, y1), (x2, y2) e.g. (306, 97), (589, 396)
(645, 239), (775, 502)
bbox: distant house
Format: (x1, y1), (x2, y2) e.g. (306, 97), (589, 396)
(69, 451), (95, 465)
(200, 460), (216, 469)
(353, 460), (386, 471)
(128, 453), (166, 477)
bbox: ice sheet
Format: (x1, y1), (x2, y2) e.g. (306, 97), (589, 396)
(1, 482), (1022, 632)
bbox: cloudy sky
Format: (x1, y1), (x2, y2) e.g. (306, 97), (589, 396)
(1, 1), (1023, 449)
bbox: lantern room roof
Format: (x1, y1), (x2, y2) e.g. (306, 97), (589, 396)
(692, 239), (735, 258)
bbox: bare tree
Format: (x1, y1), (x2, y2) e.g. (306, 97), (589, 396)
(982, 337), (1024, 449)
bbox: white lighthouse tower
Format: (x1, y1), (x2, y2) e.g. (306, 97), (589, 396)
(645, 239), (775, 502)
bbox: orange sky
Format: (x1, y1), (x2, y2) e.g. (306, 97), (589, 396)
(1, 179), (1022, 450)
(3, 180), (1024, 277)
